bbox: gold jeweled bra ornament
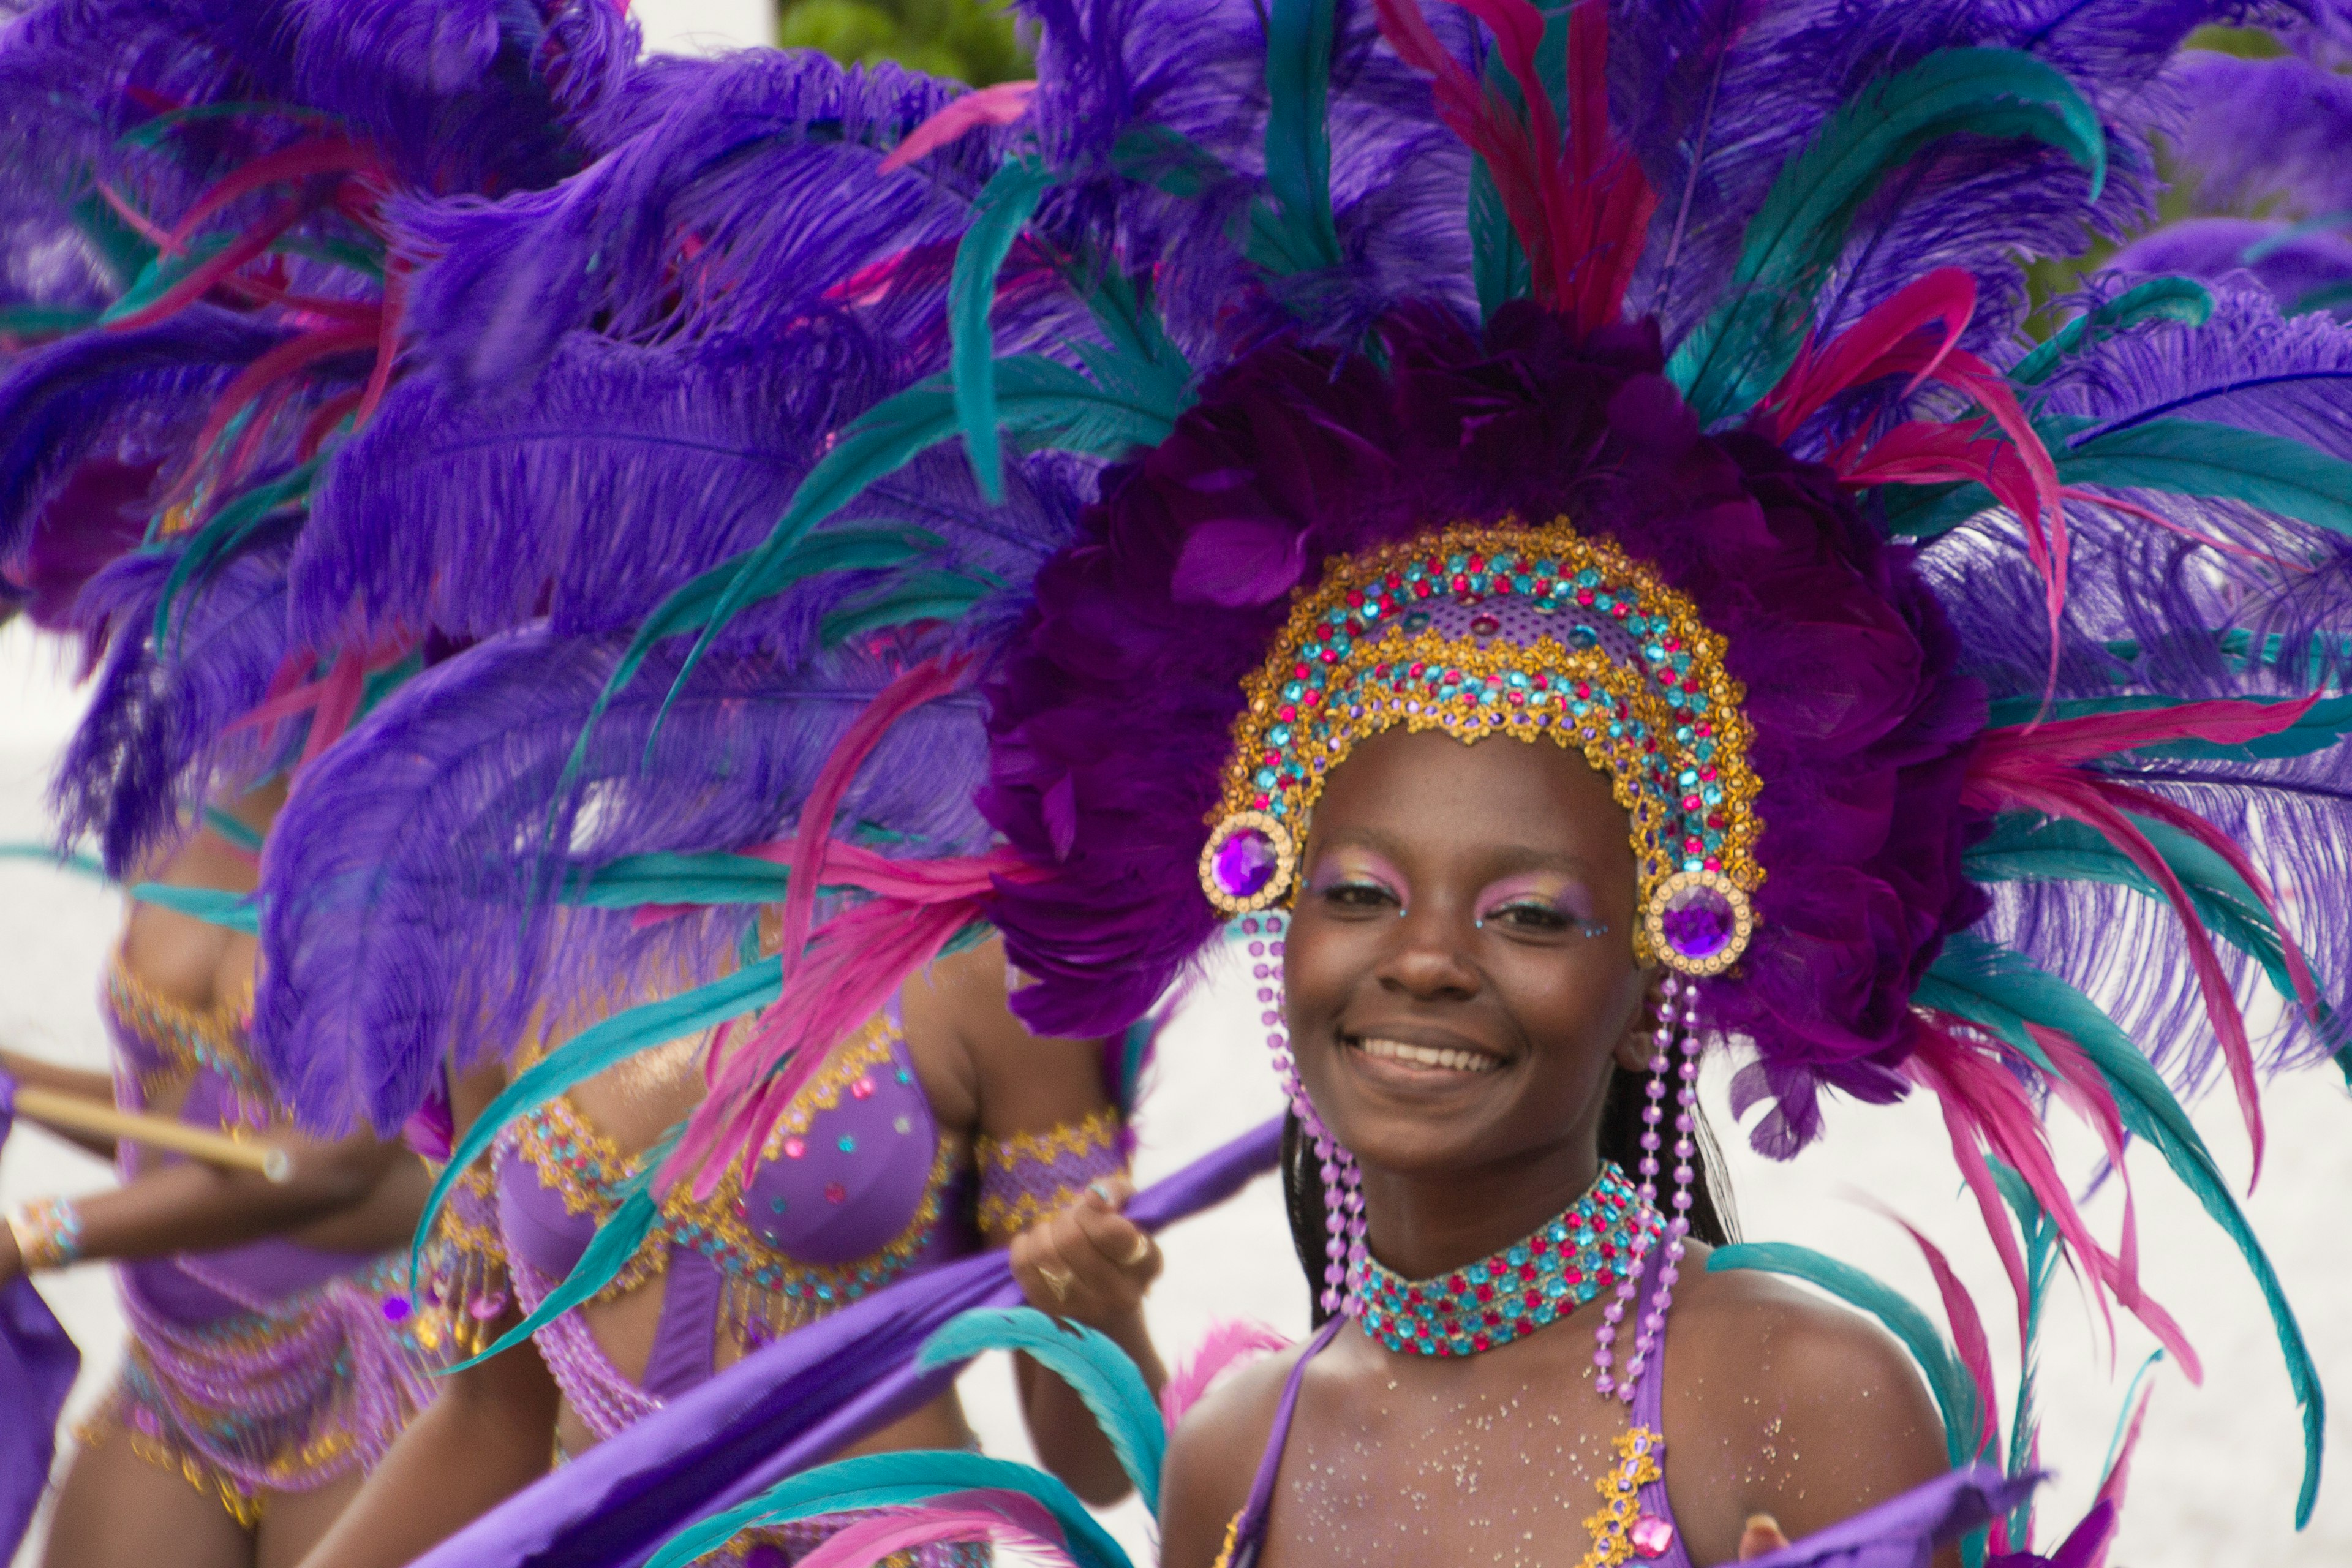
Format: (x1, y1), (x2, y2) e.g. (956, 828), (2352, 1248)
(1199, 520), (1762, 976)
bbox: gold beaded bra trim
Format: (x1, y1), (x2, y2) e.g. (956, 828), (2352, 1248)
(502, 1016), (956, 1338)
(104, 951), (271, 1110)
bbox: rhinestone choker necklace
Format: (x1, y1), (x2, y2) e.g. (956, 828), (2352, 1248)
(1344, 1163), (1662, 1357)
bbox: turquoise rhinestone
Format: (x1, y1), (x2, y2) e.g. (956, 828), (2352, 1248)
(837, 1134), (856, 1153)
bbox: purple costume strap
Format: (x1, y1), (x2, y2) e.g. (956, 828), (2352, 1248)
(1215, 1315), (1346, 1568)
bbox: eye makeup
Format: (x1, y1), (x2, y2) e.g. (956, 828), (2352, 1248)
(1474, 872), (1608, 937)
(1304, 850), (1408, 911)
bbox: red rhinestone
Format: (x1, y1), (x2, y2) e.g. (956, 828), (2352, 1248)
(824, 1182), (846, 1204)
(849, 1076), (875, 1099)
(783, 1137), (807, 1159)
(1612, 603), (1631, 619)
(1472, 1335), (1492, 1352)
(1474, 1283), (1494, 1303)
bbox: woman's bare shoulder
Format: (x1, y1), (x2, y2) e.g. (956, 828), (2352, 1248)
(1158, 1343), (1307, 1568)
(1659, 1244), (1954, 1555)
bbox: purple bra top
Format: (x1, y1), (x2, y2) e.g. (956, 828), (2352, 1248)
(494, 1008), (975, 1404)
(101, 954), (386, 1324)
(1221, 1242), (2025, 1568)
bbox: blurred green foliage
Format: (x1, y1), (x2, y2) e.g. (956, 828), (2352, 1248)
(2019, 27), (2291, 335)
(778, 0), (1031, 85)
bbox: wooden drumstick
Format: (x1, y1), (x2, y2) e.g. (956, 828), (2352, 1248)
(12, 1085), (293, 1182)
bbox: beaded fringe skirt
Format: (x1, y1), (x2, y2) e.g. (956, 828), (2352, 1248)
(77, 1254), (435, 1526)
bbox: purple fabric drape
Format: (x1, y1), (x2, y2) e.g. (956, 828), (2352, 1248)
(1740, 1466), (2038, 1568)
(0, 1080), (83, 1561)
(413, 1115), (1283, 1568)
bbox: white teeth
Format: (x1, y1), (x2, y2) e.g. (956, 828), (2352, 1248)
(1355, 1036), (1500, 1074)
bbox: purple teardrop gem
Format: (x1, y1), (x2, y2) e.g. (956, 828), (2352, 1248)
(1213, 827), (1281, 900)
(1659, 883), (1735, 960)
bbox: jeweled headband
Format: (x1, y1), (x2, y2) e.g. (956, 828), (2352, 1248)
(1197, 521), (1762, 976)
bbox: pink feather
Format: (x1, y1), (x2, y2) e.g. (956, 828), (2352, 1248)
(1875, 1208), (2000, 1465)
(1912, 1022), (2203, 1383)
(772, 655), (974, 990)
(1374, 0), (1653, 334)
(160, 137), (382, 254)
(1964, 696), (2324, 1187)
(663, 846), (1043, 1197)
(876, 81), (1037, 175)
(106, 200), (306, 333)
(787, 1501), (1072, 1568)
(2087, 1378), (2157, 1568)
(1759, 269), (1978, 440)
(1161, 1319), (1292, 1430)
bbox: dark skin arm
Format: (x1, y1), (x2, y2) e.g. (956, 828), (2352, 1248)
(295, 1061), (566, 1568)
(0, 1047), (122, 1160)
(900, 941), (1166, 1509)
(0, 1126), (423, 1283)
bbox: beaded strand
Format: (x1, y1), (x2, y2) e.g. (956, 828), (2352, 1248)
(1598, 974), (1702, 1402)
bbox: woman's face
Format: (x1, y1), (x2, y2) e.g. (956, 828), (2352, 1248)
(1284, 726), (1653, 1180)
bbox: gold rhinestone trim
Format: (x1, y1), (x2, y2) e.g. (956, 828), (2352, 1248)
(1208, 521), (1762, 966)
(1578, 1425), (1665, 1567)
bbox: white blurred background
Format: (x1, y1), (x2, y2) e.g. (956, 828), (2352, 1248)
(6, 4), (2351, 1564)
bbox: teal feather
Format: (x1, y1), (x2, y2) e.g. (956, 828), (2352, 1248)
(1991, 1159), (2060, 1551)
(1709, 1242), (1984, 1472)
(1469, 157), (1531, 322)
(917, 1307), (1166, 1511)
(0, 845), (110, 881)
(1107, 124), (1229, 200)
(562, 852), (799, 910)
(200, 807), (266, 853)
(1917, 933), (2324, 1526)
(1665, 48), (2103, 428)
(2010, 277), (2215, 386)
(407, 957), (782, 1288)
(1963, 811), (2334, 1042)
(820, 569), (1000, 647)
(2056, 417), (2352, 538)
(2101, 1350), (2167, 1483)
(1259, 0), (1341, 275)
(445, 1171), (663, 1373)
(127, 883), (260, 933)
(1882, 415), (2352, 541)
(641, 354), (1177, 732)
(150, 459), (321, 647)
(547, 524), (941, 797)
(100, 232), (238, 327)
(951, 161), (1059, 503)
(67, 191), (159, 293)
(1978, 692), (2352, 761)
(643, 1450), (1133, 1568)
(1061, 266), (1193, 429)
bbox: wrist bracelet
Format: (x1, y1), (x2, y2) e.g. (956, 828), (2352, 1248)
(7, 1196), (84, 1272)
